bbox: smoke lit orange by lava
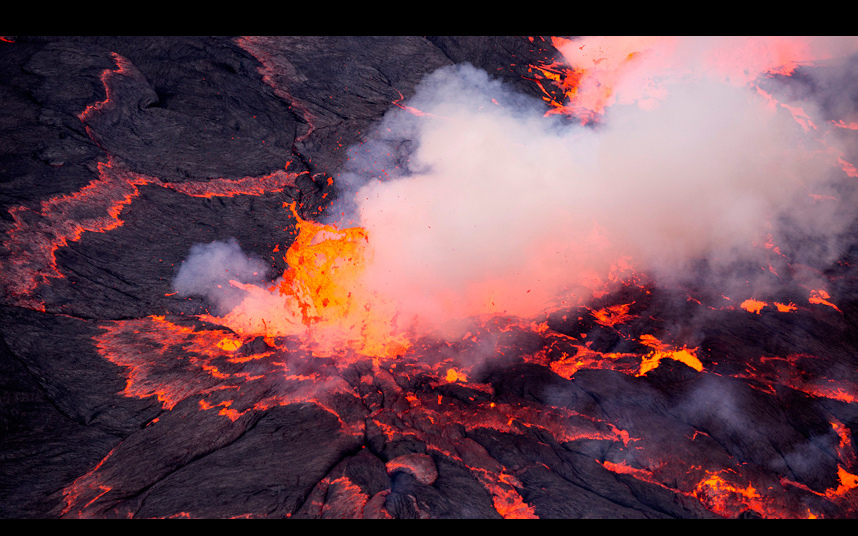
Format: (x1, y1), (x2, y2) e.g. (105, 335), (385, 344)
(320, 34), (858, 345)
(199, 36), (858, 365)
(204, 203), (410, 359)
(543, 36), (858, 122)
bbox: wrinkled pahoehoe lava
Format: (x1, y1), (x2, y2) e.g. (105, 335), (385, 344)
(1, 36), (858, 519)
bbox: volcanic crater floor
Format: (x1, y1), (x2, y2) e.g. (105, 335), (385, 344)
(1, 35), (858, 519)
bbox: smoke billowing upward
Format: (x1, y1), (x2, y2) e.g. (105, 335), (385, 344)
(174, 36), (858, 348)
(327, 36), (858, 333)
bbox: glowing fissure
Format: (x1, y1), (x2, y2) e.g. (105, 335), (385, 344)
(302, 474), (374, 519)
(93, 315), (361, 435)
(831, 420), (857, 468)
(590, 302), (637, 327)
(357, 362), (646, 519)
(60, 445), (118, 518)
(384, 403), (542, 518)
(77, 52), (133, 123)
(3, 160), (150, 306)
(1, 46), (303, 310)
(1, 157), (302, 309)
(235, 36), (318, 144)
(528, 322), (703, 379)
(735, 353), (858, 405)
(692, 470), (775, 519)
(600, 442), (848, 519)
(90, 288), (857, 518)
(392, 88), (436, 118)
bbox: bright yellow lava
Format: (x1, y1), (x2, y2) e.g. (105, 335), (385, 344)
(206, 203), (410, 359)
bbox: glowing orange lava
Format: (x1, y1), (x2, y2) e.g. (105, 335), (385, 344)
(637, 334), (703, 376)
(532, 36), (858, 124)
(54, 36), (858, 519)
(590, 302), (636, 327)
(445, 368), (467, 383)
(692, 471), (772, 519)
(93, 314), (360, 432)
(827, 466), (858, 498)
(774, 302), (797, 313)
(529, 327), (703, 380)
(740, 299), (767, 314)
(205, 203), (410, 360)
(809, 289), (841, 312)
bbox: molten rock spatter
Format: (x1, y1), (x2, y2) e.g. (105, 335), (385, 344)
(204, 203), (410, 360)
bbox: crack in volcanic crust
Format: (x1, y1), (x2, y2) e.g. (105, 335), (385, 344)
(72, 218), (858, 518)
(1, 49), (304, 312)
(74, 292), (858, 518)
(1, 159), (301, 310)
(7, 36), (858, 519)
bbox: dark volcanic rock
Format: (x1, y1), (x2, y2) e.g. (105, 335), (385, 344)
(28, 37), (299, 183)
(133, 403), (363, 519)
(0, 333), (124, 518)
(0, 305), (160, 431)
(236, 36), (453, 178)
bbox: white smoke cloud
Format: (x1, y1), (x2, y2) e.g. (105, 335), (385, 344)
(173, 239), (270, 315)
(174, 37), (858, 349)
(331, 41), (857, 333)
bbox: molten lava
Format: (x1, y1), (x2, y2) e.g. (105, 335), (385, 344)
(637, 334), (703, 376)
(740, 299), (768, 314)
(204, 203), (410, 360)
(590, 302), (637, 327)
(530, 36), (858, 123)
(809, 289), (842, 312)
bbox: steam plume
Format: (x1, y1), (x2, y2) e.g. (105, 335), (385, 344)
(332, 37), (858, 332)
(176, 36), (858, 346)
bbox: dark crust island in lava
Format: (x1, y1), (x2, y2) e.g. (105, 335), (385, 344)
(1, 36), (857, 519)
